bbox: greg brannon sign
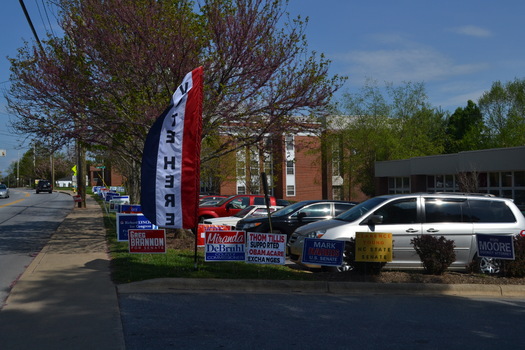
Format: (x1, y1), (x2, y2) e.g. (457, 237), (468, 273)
(246, 232), (286, 265)
(355, 232), (393, 262)
(128, 229), (166, 254)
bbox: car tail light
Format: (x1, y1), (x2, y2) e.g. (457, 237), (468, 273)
(520, 230), (525, 237)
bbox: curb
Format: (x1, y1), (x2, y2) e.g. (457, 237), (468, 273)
(117, 278), (525, 297)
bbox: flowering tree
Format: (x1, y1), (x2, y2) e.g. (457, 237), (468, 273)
(6, 0), (345, 201)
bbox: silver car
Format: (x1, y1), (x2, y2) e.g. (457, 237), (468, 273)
(0, 184), (9, 199)
(288, 193), (525, 273)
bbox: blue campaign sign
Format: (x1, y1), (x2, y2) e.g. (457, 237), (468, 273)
(120, 204), (142, 213)
(301, 238), (345, 266)
(476, 234), (515, 260)
(117, 213), (157, 241)
(105, 192), (120, 202)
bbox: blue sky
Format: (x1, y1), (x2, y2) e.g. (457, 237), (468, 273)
(1, 0), (525, 176)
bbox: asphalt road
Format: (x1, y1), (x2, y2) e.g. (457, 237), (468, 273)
(119, 292), (525, 350)
(0, 189), (72, 306)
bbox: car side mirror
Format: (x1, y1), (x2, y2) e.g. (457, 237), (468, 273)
(366, 214), (383, 225)
(297, 212), (307, 221)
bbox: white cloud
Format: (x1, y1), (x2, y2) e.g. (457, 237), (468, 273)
(335, 47), (488, 85)
(451, 25), (492, 38)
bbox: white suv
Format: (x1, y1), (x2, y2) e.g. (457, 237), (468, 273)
(287, 193), (525, 273)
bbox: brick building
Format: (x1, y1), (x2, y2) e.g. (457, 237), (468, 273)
(218, 132), (367, 203)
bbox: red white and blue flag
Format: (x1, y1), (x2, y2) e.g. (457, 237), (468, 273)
(141, 67), (203, 229)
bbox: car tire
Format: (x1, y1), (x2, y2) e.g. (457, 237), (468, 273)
(322, 241), (356, 273)
(475, 254), (502, 275)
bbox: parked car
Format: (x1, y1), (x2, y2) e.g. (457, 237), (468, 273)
(199, 195), (228, 206)
(198, 194), (277, 222)
(288, 193), (525, 274)
(36, 180), (53, 194)
(203, 205), (283, 227)
(236, 200), (358, 237)
(0, 184), (9, 198)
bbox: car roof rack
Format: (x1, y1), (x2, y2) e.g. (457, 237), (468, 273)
(426, 192), (496, 197)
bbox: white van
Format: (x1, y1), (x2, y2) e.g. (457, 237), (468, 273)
(287, 193), (525, 273)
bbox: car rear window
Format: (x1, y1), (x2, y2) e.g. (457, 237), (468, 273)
(253, 197), (265, 205)
(334, 203), (355, 216)
(469, 199), (516, 223)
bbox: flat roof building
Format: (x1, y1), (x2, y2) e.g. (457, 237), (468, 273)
(375, 146), (525, 209)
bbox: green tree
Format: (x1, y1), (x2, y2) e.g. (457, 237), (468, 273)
(444, 100), (487, 153)
(335, 80), (445, 196)
(478, 79), (525, 147)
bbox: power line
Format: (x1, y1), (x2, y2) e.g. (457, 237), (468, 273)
(35, 0), (56, 38)
(18, 0), (44, 52)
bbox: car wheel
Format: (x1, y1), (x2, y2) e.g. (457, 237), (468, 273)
(322, 241), (356, 272)
(477, 255), (502, 275)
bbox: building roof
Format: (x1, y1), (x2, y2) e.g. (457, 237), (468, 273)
(375, 146), (525, 177)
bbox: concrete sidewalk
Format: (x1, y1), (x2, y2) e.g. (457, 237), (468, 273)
(0, 194), (125, 350)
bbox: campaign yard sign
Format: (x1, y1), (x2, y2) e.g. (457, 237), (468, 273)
(128, 229), (166, 254)
(301, 238), (345, 266)
(117, 213), (157, 241)
(355, 232), (393, 262)
(476, 234), (515, 260)
(197, 224), (232, 247)
(120, 204), (142, 214)
(109, 196), (130, 212)
(205, 231), (245, 262)
(246, 232), (287, 265)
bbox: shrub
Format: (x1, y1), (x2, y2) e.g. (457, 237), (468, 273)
(411, 235), (456, 275)
(502, 235), (525, 277)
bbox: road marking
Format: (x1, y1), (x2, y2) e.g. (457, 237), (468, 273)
(0, 191), (30, 208)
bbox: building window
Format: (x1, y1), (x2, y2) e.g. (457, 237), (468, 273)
(237, 160), (245, 177)
(427, 175), (457, 192)
(332, 144), (341, 177)
(515, 171), (525, 187)
(237, 186), (246, 195)
(388, 176), (410, 194)
(286, 185), (295, 196)
(286, 160), (295, 175)
(285, 136), (294, 151)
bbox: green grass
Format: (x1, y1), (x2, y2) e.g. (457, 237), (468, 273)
(97, 197), (316, 284)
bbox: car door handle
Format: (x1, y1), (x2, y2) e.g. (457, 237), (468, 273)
(406, 228), (419, 233)
(426, 228), (439, 233)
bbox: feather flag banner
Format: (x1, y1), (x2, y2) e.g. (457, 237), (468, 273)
(141, 67), (203, 229)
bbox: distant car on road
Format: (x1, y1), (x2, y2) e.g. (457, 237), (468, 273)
(236, 200), (358, 237)
(0, 184), (9, 198)
(203, 205), (283, 227)
(36, 180), (53, 194)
